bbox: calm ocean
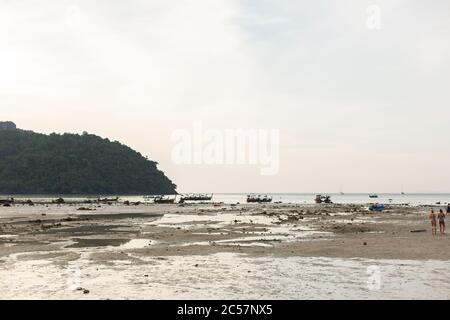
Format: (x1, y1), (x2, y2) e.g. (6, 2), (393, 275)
(186, 193), (450, 205)
(5, 193), (450, 206)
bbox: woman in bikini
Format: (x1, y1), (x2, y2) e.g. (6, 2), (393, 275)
(438, 209), (445, 235)
(429, 209), (437, 235)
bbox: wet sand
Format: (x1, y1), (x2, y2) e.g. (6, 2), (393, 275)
(1, 202), (449, 299)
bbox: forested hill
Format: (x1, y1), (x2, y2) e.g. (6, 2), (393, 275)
(0, 127), (177, 195)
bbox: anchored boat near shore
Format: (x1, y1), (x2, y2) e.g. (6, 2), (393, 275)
(153, 195), (177, 204)
(0, 197), (14, 206)
(247, 194), (273, 203)
(180, 194), (213, 202)
(315, 194), (333, 204)
(144, 195), (177, 204)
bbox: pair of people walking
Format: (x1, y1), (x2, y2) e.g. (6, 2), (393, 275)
(429, 208), (446, 235)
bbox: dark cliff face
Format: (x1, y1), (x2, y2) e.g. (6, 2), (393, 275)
(0, 129), (177, 195)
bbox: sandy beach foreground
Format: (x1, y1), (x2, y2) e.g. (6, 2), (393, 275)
(1, 202), (449, 299)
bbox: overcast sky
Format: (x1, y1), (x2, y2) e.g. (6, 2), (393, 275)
(1, 0), (450, 193)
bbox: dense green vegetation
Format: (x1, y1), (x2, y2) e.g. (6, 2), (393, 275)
(0, 128), (177, 195)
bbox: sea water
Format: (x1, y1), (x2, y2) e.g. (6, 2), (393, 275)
(4, 193), (450, 205)
(202, 193), (450, 205)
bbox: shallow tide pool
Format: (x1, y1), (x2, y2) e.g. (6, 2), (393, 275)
(1, 251), (449, 300)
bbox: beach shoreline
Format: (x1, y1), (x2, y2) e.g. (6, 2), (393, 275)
(1, 202), (449, 299)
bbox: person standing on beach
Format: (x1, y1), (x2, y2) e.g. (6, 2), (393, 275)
(429, 209), (437, 235)
(438, 209), (446, 235)
(447, 204), (450, 214)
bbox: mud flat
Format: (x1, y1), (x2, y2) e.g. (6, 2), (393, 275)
(1, 202), (449, 299)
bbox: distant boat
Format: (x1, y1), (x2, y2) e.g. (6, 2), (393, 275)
(0, 197), (14, 206)
(315, 194), (333, 204)
(247, 194), (272, 203)
(153, 195), (177, 204)
(97, 197), (119, 202)
(180, 194), (213, 202)
(369, 194), (379, 198)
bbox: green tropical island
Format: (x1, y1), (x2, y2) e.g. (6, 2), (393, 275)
(0, 121), (177, 195)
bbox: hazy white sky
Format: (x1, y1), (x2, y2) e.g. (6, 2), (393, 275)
(1, 0), (450, 193)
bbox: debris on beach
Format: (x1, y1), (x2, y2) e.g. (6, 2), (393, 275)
(369, 204), (385, 212)
(52, 198), (65, 204)
(77, 207), (95, 211)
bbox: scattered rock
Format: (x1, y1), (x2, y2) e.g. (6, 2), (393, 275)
(53, 198), (65, 204)
(77, 207), (94, 211)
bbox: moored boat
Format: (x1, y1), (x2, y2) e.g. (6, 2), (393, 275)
(180, 194), (213, 202)
(247, 195), (272, 203)
(315, 194), (333, 204)
(153, 195), (177, 204)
